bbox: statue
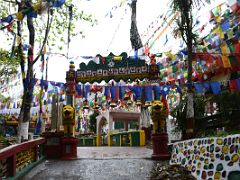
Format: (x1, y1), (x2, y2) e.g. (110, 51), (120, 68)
(151, 100), (167, 133)
(62, 105), (76, 137)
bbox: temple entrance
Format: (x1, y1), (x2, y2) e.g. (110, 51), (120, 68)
(96, 110), (141, 146)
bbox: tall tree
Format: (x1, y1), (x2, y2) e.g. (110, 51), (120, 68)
(170, 0), (209, 139)
(0, 0), (96, 142)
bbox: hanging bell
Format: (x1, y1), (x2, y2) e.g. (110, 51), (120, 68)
(123, 94), (130, 101)
(127, 99), (132, 106)
(93, 101), (99, 110)
(110, 101), (117, 108)
(136, 100), (142, 106)
(145, 101), (151, 107)
(83, 100), (89, 110)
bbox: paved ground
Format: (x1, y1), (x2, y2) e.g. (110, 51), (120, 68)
(21, 147), (167, 180)
(77, 147), (153, 159)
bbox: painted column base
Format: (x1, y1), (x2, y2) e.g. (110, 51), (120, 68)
(42, 132), (64, 159)
(61, 137), (78, 160)
(151, 133), (170, 160)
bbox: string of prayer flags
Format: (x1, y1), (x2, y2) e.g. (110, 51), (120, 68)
(0, 0), (65, 28)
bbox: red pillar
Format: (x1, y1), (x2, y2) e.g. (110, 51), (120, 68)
(7, 154), (16, 177)
(152, 133), (170, 160)
(124, 121), (128, 131)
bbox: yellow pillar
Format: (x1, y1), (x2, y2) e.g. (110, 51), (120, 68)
(96, 135), (101, 146)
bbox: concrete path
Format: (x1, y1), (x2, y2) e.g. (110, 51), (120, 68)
(21, 147), (167, 180)
(77, 146), (153, 159)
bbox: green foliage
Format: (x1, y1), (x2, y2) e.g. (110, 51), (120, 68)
(89, 110), (99, 134)
(216, 91), (240, 110)
(0, 136), (10, 145)
(206, 129), (240, 137)
(171, 91), (240, 137)
(0, 94), (11, 104)
(0, 49), (19, 79)
(170, 94), (187, 133)
(170, 0), (209, 45)
(171, 93), (210, 134)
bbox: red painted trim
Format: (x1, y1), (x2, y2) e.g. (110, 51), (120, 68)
(0, 138), (45, 159)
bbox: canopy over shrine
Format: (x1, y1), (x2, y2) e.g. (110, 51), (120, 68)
(66, 52), (160, 84)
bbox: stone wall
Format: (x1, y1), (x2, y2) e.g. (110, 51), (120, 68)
(170, 134), (240, 180)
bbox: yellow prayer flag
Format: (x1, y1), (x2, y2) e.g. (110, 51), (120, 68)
(168, 66), (172, 73)
(33, 1), (43, 12)
(16, 35), (21, 46)
(16, 12), (24, 21)
(220, 42), (229, 54)
(44, 46), (47, 54)
(215, 16), (221, 23)
(164, 51), (176, 60)
(113, 56), (122, 61)
(217, 4), (222, 11)
(212, 26), (223, 39)
(228, 28), (233, 39)
(221, 55), (231, 68)
(219, 28), (224, 39)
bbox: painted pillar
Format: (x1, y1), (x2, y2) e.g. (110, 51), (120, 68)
(124, 121), (129, 131)
(66, 61), (76, 108)
(64, 61), (76, 137)
(61, 61), (77, 160)
(151, 100), (170, 160)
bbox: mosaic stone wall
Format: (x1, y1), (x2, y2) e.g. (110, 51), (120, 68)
(170, 134), (240, 180)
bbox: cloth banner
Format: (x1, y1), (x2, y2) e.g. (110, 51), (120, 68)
(222, 55), (232, 68)
(194, 83), (204, 94)
(229, 79), (240, 92)
(161, 85), (171, 98)
(144, 86), (153, 102)
(83, 85), (90, 99)
(153, 85), (161, 100)
(76, 84), (82, 97)
(210, 82), (221, 94)
(203, 82), (211, 93)
(110, 86), (119, 101)
(119, 86), (126, 99)
(104, 86), (110, 99)
(132, 86), (143, 100)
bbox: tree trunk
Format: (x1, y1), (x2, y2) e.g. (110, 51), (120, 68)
(130, 0), (143, 50)
(17, 2), (35, 142)
(185, 28), (195, 139)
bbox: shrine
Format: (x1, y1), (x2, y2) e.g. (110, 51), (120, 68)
(63, 52), (170, 160)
